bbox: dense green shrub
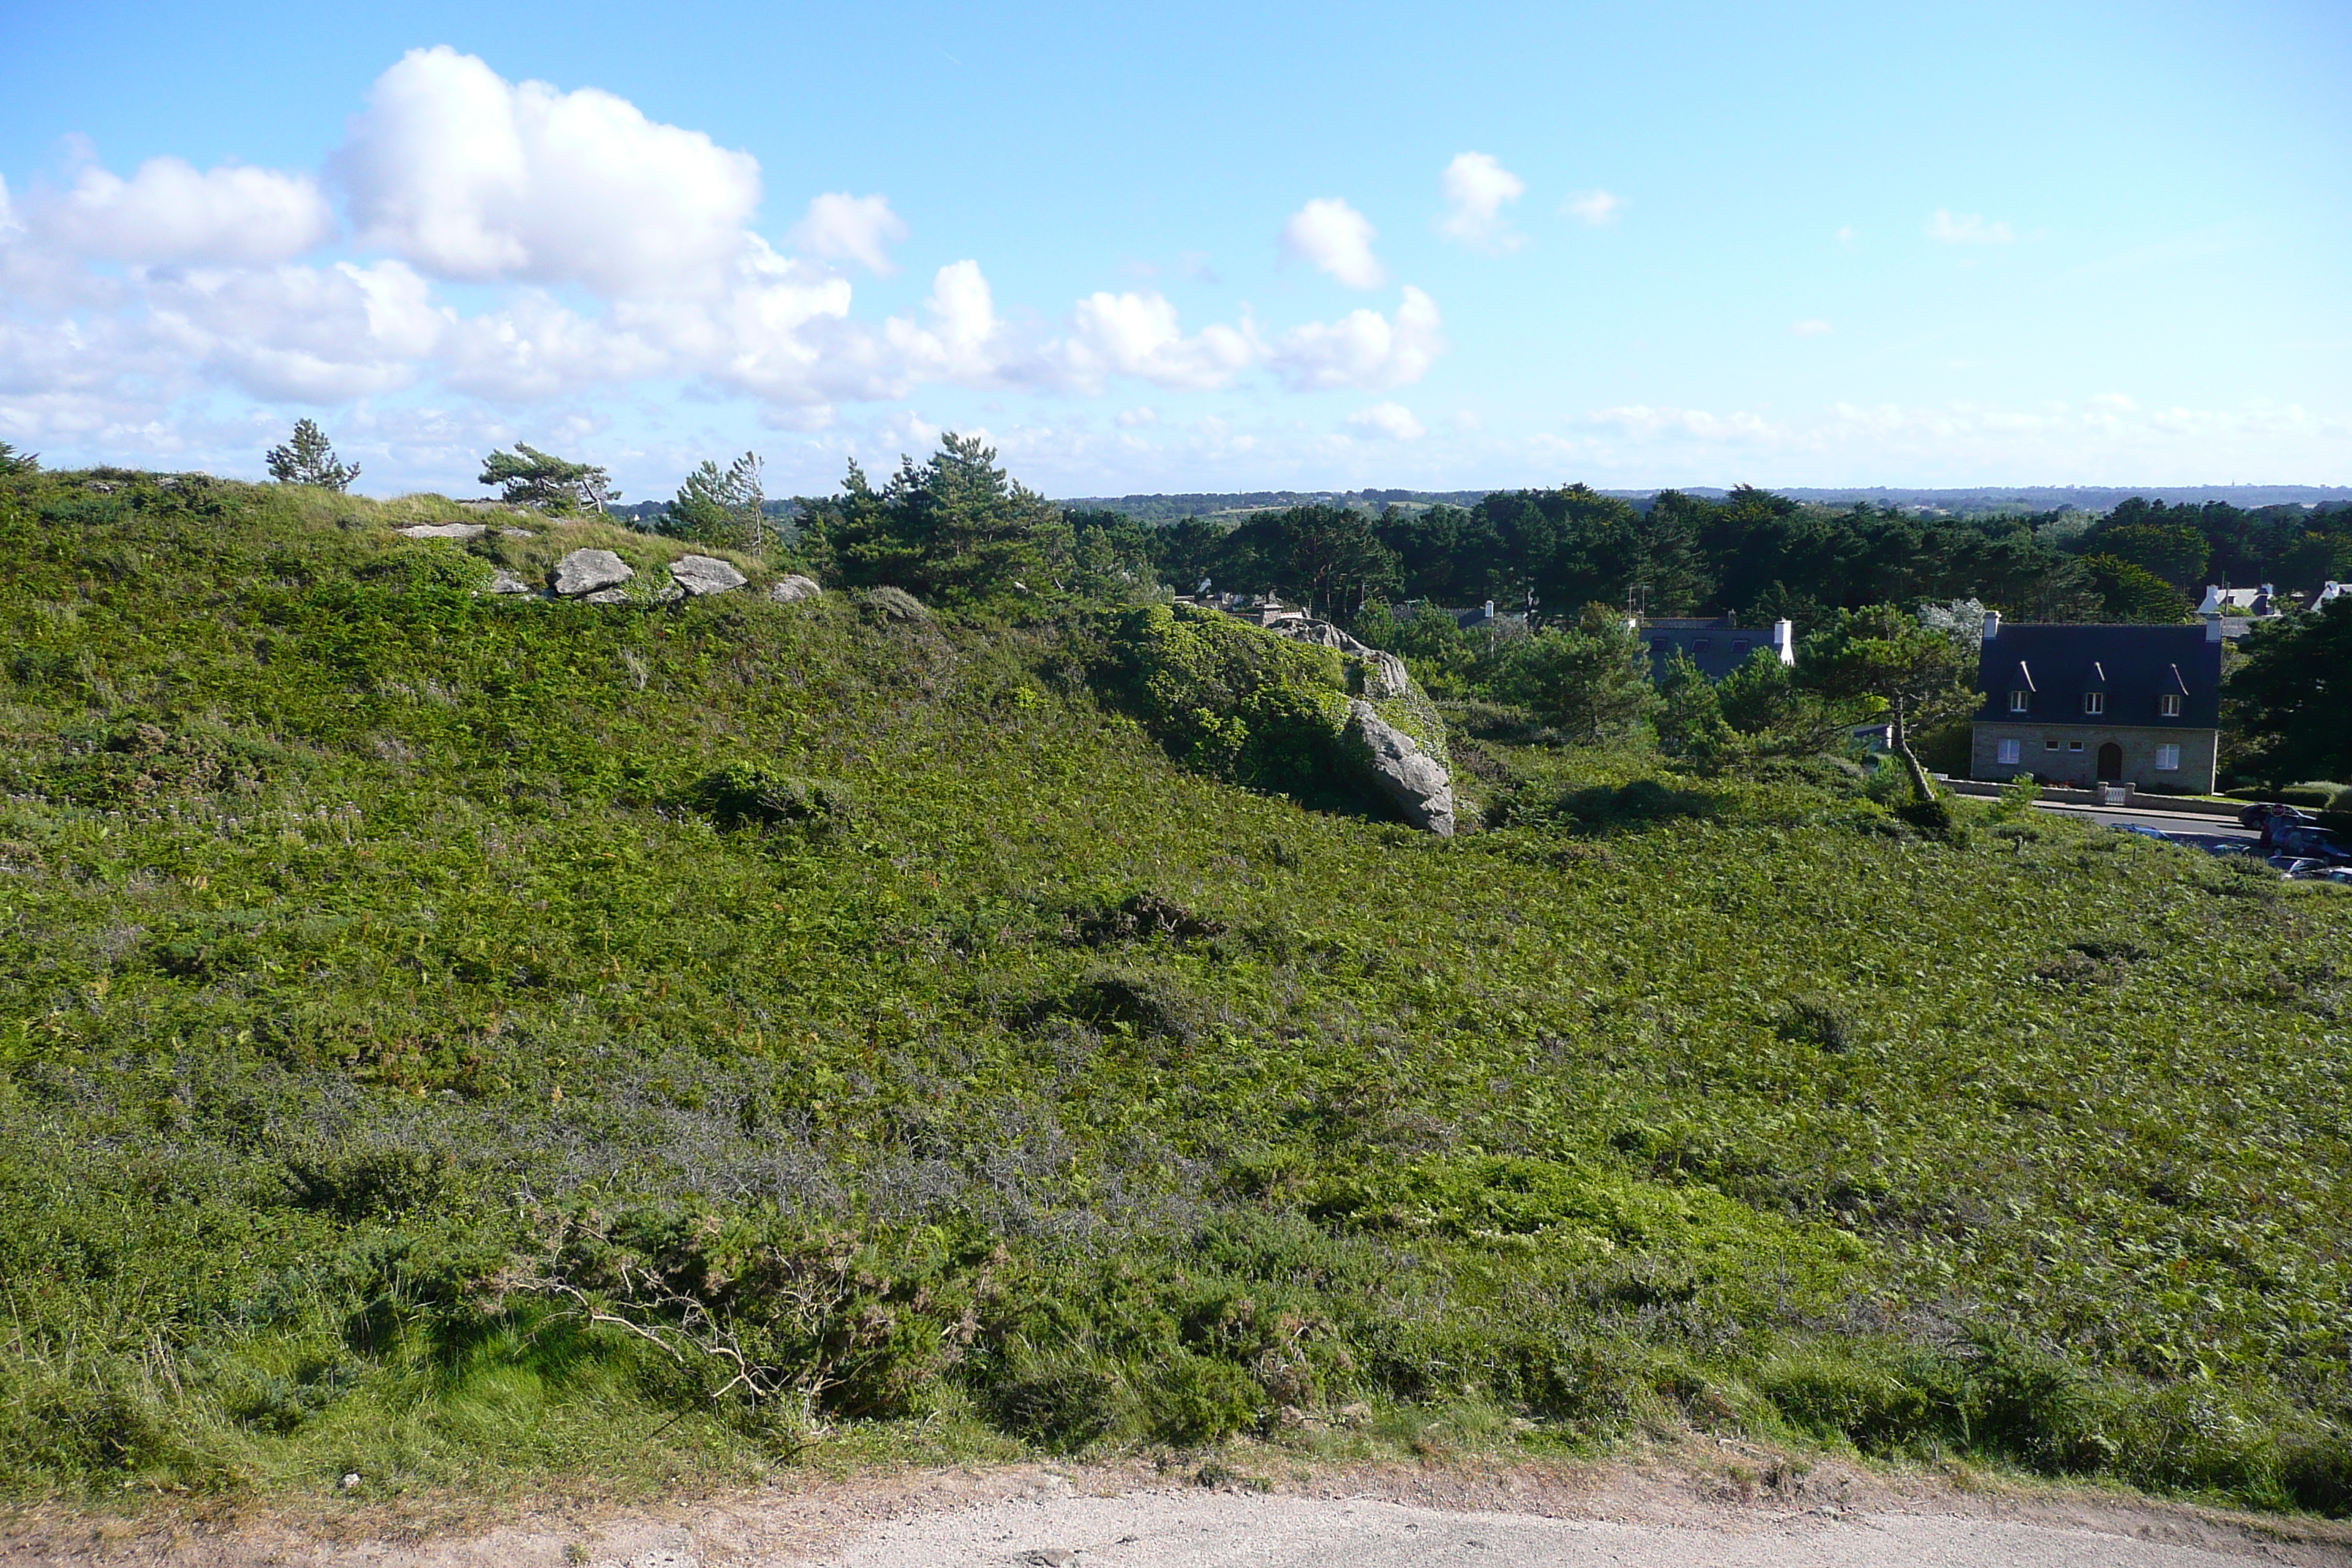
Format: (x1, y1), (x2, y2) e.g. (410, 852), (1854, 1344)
(692, 764), (856, 829)
(1101, 603), (1356, 795)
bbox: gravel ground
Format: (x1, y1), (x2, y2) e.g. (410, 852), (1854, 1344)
(818, 1493), (2272, 1567)
(9, 1456), (2348, 1567)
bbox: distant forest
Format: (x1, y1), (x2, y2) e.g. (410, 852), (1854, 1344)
(1063, 485), (2352, 627)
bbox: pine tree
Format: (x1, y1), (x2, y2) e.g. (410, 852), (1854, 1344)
(476, 445), (617, 515)
(665, 453), (766, 549)
(265, 421), (360, 491)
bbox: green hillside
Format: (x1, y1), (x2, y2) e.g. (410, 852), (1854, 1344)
(1, 470), (2347, 1516)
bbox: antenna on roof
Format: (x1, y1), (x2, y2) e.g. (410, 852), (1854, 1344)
(1627, 583), (1650, 619)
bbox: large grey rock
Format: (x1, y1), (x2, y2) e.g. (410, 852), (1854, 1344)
(553, 549), (633, 597)
(669, 554), (747, 597)
(483, 568), (532, 595)
(578, 587), (634, 606)
(1270, 617), (1411, 698)
(769, 573), (823, 603)
(398, 522), (487, 540)
(1349, 699), (1455, 837)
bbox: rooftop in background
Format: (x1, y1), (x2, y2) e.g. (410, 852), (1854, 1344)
(1640, 615), (1795, 682)
(1975, 619), (2224, 731)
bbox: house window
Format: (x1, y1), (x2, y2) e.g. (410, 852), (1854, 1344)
(1998, 739), (2022, 765)
(2008, 690), (2030, 712)
(1733, 641), (1750, 656)
(2045, 739), (2060, 751)
(2069, 740), (2084, 752)
(2160, 693), (2182, 717)
(1692, 638), (1711, 652)
(2156, 744), (2182, 772)
(2083, 692), (2106, 715)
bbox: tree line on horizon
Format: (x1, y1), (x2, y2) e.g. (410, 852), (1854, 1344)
(237, 420), (2349, 635)
(1067, 486), (2352, 630)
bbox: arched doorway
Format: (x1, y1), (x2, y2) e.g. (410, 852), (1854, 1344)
(2096, 742), (2124, 782)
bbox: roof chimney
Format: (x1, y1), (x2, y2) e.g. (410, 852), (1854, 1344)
(2206, 616), (2224, 643)
(1982, 611), (2000, 641)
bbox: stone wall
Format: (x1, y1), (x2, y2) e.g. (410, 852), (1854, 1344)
(1970, 722), (2217, 791)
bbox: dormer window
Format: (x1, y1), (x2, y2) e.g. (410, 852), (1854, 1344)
(2083, 692), (2106, 716)
(2159, 693), (2182, 717)
(2008, 690), (2030, 713)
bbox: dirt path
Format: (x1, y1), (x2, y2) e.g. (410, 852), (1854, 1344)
(8, 1452), (2348, 1567)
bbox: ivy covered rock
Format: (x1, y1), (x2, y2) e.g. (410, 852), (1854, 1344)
(1104, 602), (1455, 832)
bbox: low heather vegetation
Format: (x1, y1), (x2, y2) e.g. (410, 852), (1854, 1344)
(0, 462), (2346, 1517)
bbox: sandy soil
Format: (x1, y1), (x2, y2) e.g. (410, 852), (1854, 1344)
(7, 1447), (2348, 1568)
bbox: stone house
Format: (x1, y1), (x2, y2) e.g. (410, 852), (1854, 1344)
(1968, 614), (2223, 791)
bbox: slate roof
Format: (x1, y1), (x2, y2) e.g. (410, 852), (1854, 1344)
(1642, 617), (1787, 681)
(1975, 622), (2221, 728)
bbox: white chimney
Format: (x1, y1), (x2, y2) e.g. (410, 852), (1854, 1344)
(1772, 618), (1795, 664)
(2206, 616), (2224, 643)
(1982, 611), (2000, 641)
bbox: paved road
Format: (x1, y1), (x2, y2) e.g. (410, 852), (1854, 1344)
(2028, 801), (2258, 848)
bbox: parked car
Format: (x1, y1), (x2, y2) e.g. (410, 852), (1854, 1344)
(2238, 802), (2313, 831)
(2271, 824), (2352, 864)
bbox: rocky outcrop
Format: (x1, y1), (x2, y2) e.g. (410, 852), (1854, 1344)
(578, 587), (633, 606)
(397, 522), (487, 540)
(483, 568), (532, 595)
(1270, 619), (1411, 698)
(1349, 700), (1455, 837)
(769, 574), (823, 603)
(553, 549), (633, 597)
(669, 554), (747, 597)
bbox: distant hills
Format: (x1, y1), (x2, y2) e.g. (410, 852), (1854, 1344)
(1058, 485), (2352, 521)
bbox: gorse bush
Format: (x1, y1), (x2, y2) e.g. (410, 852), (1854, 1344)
(0, 466), (2347, 1513)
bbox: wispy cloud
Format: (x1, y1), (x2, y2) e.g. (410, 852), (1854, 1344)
(1791, 319), (1833, 336)
(787, 192), (910, 276)
(1346, 401), (1425, 440)
(1563, 189), (1622, 227)
(1926, 208), (2015, 245)
(1436, 153), (1526, 253)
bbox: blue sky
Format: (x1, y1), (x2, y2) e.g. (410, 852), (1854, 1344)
(2, 0), (2346, 499)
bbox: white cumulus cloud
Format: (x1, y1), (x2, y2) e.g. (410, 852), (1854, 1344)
(333, 46), (764, 295)
(144, 260), (450, 401)
(1791, 319), (1833, 336)
(1926, 209), (2015, 245)
(788, 192), (909, 275)
(1049, 291), (1260, 393)
(33, 155), (335, 265)
(1346, 402), (1425, 440)
(1563, 189), (1622, 227)
(1436, 153), (1526, 252)
(1281, 197), (1386, 289)
(1270, 286), (1444, 391)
